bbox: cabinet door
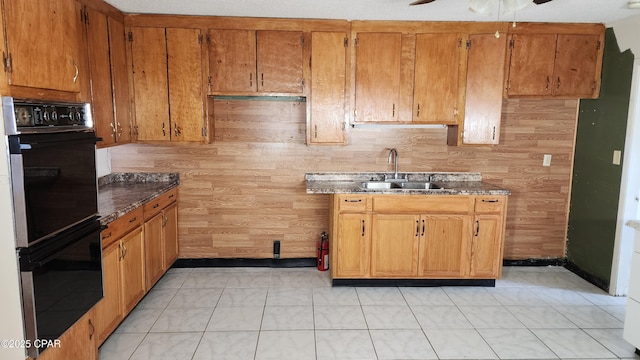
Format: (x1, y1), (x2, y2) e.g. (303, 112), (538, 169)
(469, 214), (503, 278)
(506, 34), (556, 96)
(108, 17), (132, 144)
(38, 309), (97, 360)
(121, 227), (145, 313)
(131, 27), (169, 141)
(418, 215), (470, 277)
(163, 203), (179, 269)
(371, 214), (419, 277)
(354, 32), (402, 122)
(257, 31), (304, 93)
(144, 213), (165, 290)
(167, 28), (204, 142)
(553, 34), (601, 98)
(309, 32), (347, 145)
(85, 8), (115, 146)
(3, 0), (82, 93)
(413, 33), (463, 124)
(94, 241), (122, 345)
(335, 213), (371, 277)
(462, 33), (507, 145)
(209, 29), (257, 93)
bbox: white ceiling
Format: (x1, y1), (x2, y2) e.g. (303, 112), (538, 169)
(104, 0), (640, 25)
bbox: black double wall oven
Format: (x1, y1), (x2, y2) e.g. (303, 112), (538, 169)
(3, 97), (103, 358)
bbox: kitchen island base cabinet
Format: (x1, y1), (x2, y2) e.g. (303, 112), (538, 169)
(330, 194), (507, 282)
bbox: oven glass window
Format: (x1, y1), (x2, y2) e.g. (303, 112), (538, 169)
(19, 132), (98, 244)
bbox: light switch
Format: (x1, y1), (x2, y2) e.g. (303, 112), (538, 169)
(613, 150), (622, 165)
(543, 154), (552, 167)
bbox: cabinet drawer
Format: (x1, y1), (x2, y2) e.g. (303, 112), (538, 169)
(102, 207), (143, 249)
(474, 196), (506, 213)
(373, 195), (473, 213)
(337, 195), (370, 212)
(144, 187), (178, 219)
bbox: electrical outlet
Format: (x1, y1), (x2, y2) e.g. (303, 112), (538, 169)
(613, 150), (622, 165)
(543, 154), (552, 167)
(273, 240), (281, 259)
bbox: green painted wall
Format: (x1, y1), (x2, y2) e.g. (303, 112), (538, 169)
(566, 28), (634, 289)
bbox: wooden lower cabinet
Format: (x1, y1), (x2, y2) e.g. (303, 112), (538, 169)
(95, 216), (145, 345)
(37, 309), (96, 360)
(418, 214), (470, 278)
(330, 194), (506, 280)
(371, 214), (420, 277)
(143, 188), (179, 290)
(334, 213), (371, 277)
(93, 187), (179, 347)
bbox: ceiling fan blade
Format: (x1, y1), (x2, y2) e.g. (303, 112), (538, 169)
(409, 0), (436, 5)
(533, 0), (554, 4)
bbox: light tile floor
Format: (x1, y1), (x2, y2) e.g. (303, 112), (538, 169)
(99, 266), (640, 360)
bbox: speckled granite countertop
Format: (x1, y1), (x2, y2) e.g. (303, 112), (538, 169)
(305, 172), (510, 195)
(98, 172), (180, 225)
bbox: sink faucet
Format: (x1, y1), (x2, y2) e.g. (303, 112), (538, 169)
(388, 148), (399, 180)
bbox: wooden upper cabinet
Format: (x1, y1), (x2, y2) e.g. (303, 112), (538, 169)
(130, 27), (170, 141)
(309, 31), (347, 145)
(108, 17), (133, 144)
(130, 27), (205, 142)
(506, 30), (603, 98)
(413, 33), (464, 124)
(209, 29), (257, 93)
(256, 31), (304, 93)
(167, 28), (205, 142)
(208, 29), (304, 94)
(85, 7), (115, 146)
(553, 34), (601, 98)
(506, 34), (556, 96)
(460, 33), (507, 145)
(354, 32), (402, 122)
(3, 0), (83, 94)
(84, 9), (131, 148)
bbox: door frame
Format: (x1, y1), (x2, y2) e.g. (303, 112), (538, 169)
(610, 59), (640, 296)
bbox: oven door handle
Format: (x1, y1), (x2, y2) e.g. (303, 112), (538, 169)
(18, 219), (102, 271)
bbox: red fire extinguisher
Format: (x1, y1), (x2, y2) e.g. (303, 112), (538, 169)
(317, 231), (329, 271)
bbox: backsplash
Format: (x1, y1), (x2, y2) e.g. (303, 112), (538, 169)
(110, 98), (579, 260)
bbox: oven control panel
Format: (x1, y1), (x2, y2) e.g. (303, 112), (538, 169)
(3, 97), (93, 135)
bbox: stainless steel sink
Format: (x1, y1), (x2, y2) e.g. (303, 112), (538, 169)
(359, 181), (442, 190)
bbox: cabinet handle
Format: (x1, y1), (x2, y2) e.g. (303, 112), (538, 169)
(249, 73), (253, 87)
(121, 243), (127, 259)
(416, 104), (421, 117)
(421, 219), (425, 237)
(153, 203), (160, 209)
(314, 125), (318, 139)
(475, 220), (480, 236)
(415, 220), (419, 237)
(169, 194), (175, 199)
(88, 319), (94, 340)
(481, 199), (499, 203)
(72, 59), (79, 83)
(103, 231), (112, 239)
(162, 123), (166, 137)
(545, 76), (550, 91)
(392, 103), (396, 118)
(162, 214), (167, 227)
(261, 73), (264, 87)
(345, 199), (362, 203)
(174, 123), (182, 137)
(110, 122), (117, 138)
(557, 76), (561, 90)
(361, 219), (365, 236)
(129, 217), (137, 223)
(117, 122), (123, 137)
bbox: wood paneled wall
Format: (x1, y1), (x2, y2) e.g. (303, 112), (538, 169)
(110, 98), (579, 260)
